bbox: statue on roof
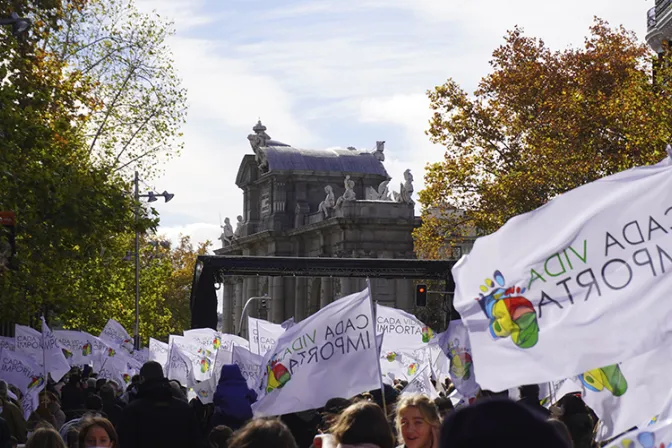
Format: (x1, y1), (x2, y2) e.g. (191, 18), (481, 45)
(248, 120), (272, 172)
(373, 141), (385, 162)
(219, 217), (234, 247)
(319, 185), (335, 218)
(393, 169), (414, 204)
(336, 175), (357, 208)
(233, 215), (244, 239)
(366, 180), (392, 201)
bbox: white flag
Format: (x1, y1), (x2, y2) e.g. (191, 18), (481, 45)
(212, 347), (233, 385)
(21, 387), (42, 420)
(252, 288), (380, 417)
(53, 330), (95, 367)
(376, 304), (436, 353)
(41, 318), (72, 382)
(98, 352), (137, 389)
(169, 335), (214, 382)
(0, 336), (14, 351)
(606, 417), (672, 448)
(149, 338), (169, 372)
(452, 157), (672, 391)
(578, 344), (672, 441)
(248, 317), (284, 355)
(99, 319), (134, 354)
(192, 380), (215, 404)
(436, 320), (480, 399)
(380, 349), (425, 382)
(232, 345), (264, 389)
(0, 348), (46, 395)
(402, 366), (440, 400)
(167, 344), (195, 388)
(14, 324), (42, 363)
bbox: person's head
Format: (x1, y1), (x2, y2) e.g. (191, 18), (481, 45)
(0, 380), (8, 401)
(395, 394), (441, 448)
(26, 426), (67, 448)
(85, 394), (103, 412)
(78, 417), (118, 448)
(329, 401), (394, 448)
(440, 399), (570, 448)
(99, 384), (115, 402)
(69, 374), (82, 386)
(140, 361), (164, 383)
(209, 425), (234, 448)
(548, 419), (574, 448)
(519, 384), (540, 400)
(95, 378), (107, 390)
(434, 397), (454, 419)
(228, 418), (297, 448)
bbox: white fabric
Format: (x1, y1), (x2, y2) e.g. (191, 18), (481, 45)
(452, 157), (672, 391)
(376, 304), (435, 353)
(14, 324), (42, 364)
(166, 344), (195, 388)
(252, 288), (380, 417)
(232, 345), (264, 389)
(607, 417), (672, 448)
(192, 379), (215, 404)
(0, 336), (14, 352)
(149, 338), (169, 372)
(379, 348), (425, 381)
(40, 318), (71, 382)
(169, 335), (215, 381)
(53, 330), (95, 367)
(99, 319), (134, 354)
(0, 348), (45, 395)
(401, 366), (440, 400)
(435, 320), (480, 399)
(248, 317), (284, 355)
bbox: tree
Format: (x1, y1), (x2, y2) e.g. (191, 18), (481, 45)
(47, 0), (187, 178)
(415, 19), (672, 259)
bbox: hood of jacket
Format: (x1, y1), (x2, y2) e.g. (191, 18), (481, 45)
(213, 364), (257, 422)
(136, 379), (174, 402)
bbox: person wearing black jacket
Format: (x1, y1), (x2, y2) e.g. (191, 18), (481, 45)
(117, 361), (206, 448)
(0, 417), (11, 448)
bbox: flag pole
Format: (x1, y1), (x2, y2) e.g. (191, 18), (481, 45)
(367, 279), (387, 416)
(256, 319), (262, 355)
(41, 317), (48, 386)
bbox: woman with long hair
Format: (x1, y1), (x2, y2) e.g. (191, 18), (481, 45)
(329, 401), (394, 448)
(77, 417), (118, 448)
(394, 395), (441, 448)
(25, 426), (67, 448)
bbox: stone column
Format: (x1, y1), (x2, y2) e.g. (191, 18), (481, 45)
(233, 278), (243, 335)
(221, 280), (234, 334)
(320, 277), (333, 308)
(294, 278), (307, 321)
(271, 277), (285, 323)
(340, 277), (356, 296)
(396, 279), (415, 311)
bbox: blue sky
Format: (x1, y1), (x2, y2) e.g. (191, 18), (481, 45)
(134, 0), (649, 249)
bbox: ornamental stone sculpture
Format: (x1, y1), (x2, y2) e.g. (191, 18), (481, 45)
(247, 120), (272, 172)
(219, 217), (234, 247)
(335, 175), (356, 208)
(366, 180), (391, 201)
(393, 169), (414, 204)
(373, 141), (385, 162)
(319, 185), (335, 218)
(233, 215), (244, 239)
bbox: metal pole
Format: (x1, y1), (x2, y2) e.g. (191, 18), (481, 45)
(134, 171), (140, 350)
(238, 296), (273, 338)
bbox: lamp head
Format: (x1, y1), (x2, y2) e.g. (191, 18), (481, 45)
(147, 192), (158, 203)
(161, 191), (174, 203)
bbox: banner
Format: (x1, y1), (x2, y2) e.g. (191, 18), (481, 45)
(98, 354), (136, 389)
(606, 418), (672, 448)
(167, 344), (194, 388)
(53, 330), (95, 367)
(436, 320), (480, 399)
(41, 318), (72, 382)
(232, 345), (263, 389)
(252, 288), (380, 417)
(452, 157), (672, 391)
(0, 336), (14, 351)
(0, 348), (46, 395)
(169, 335), (214, 381)
(380, 349), (426, 382)
(14, 324), (42, 364)
(149, 338), (169, 372)
(99, 319), (134, 354)
(401, 366), (439, 400)
(192, 379), (215, 405)
(376, 304), (435, 353)
(248, 317), (284, 355)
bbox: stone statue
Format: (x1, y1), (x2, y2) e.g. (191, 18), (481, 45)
(247, 120), (272, 172)
(219, 217), (234, 247)
(233, 215), (244, 239)
(336, 175), (356, 208)
(365, 180), (391, 201)
(373, 141), (385, 162)
(393, 169), (414, 204)
(319, 185), (335, 218)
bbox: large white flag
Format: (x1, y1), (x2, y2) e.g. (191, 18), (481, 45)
(452, 157), (672, 391)
(232, 345), (264, 389)
(401, 366), (440, 400)
(41, 318), (72, 382)
(169, 335), (214, 381)
(0, 348), (46, 395)
(436, 321), (480, 399)
(0, 336), (14, 351)
(167, 344), (195, 388)
(248, 317), (284, 355)
(252, 288), (380, 417)
(15, 324), (42, 363)
(99, 319), (134, 354)
(379, 349), (425, 382)
(54, 330), (95, 367)
(606, 418), (672, 448)
(376, 305), (436, 353)
(149, 338), (169, 372)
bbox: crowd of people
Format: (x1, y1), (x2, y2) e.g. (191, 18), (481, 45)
(0, 359), (603, 448)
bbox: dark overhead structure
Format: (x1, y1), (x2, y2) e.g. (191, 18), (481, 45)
(190, 255), (455, 330)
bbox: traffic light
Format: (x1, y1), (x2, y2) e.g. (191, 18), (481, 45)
(415, 284), (427, 307)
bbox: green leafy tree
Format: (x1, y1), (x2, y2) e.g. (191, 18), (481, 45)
(415, 19), (672, 259)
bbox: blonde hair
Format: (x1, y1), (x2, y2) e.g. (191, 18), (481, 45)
(394, 394), (441, 441)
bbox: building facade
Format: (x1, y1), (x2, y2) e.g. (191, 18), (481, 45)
(216, 122), (419, 334)
(647, 0), (672, 53)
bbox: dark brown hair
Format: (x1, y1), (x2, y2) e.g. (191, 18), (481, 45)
(330, 401), (395, 448)
(77, 417), (118, 448)
(228, 418), (297, 448)
(26, 427), (67, 448)
(209, 425), (234, 448)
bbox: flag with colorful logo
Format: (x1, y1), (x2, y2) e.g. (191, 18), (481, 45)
(452, 157), (672, 392)
(401, 365), (440, 400)
(53, 330), (95, 367)
(252, 288), (379, 417)
(0, 348), (46, 395)
(436, 320), (480, 400)
(41, 318), (72, 382)
(605, 417), (672, 448)
(376, 304), (436, 354)
(99, 319), (134, 354)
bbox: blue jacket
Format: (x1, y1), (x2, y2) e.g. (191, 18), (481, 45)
(212, 365), (257, 428)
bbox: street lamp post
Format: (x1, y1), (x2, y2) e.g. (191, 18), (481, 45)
(0, 12), (31, 36)
(238, 296), (275, 337)
(133, 171), (174, 350)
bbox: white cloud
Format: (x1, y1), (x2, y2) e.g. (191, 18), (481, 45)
(156, 222), (219, 252)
